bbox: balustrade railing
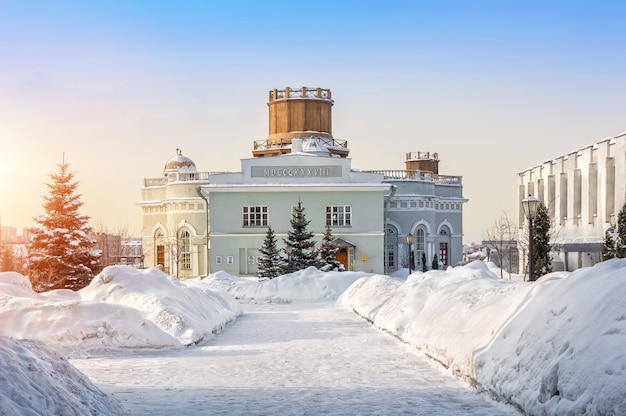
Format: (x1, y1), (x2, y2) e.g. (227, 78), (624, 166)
(269, 87), (332, 102)
(253, 137), (348, 150)
(365, 170), (462, 185)
(143, 171), (231, 187)
(405, 151), (438, 161)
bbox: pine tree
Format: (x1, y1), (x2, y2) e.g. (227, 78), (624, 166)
(602, 227), (617, 261)
(318, 224), (342, 271)
(432, 254), (439, 270)
(615, 202), (626, 258)
(532, 201), (552, 278)
(26, 161), (101, 291)
(421, 252), (428, 272)
(257, 226), (284, 280)
(282, 200), (318, 273)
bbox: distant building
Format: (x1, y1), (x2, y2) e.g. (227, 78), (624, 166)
(139, 87), (467, 278)
(91, 233), (144, 269)
(518, 131), (626, 271)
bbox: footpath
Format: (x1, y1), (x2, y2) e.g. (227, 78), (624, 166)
(71, 303), (519, 415)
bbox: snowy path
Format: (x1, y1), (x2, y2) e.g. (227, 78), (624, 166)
(71, 303), (518, 415)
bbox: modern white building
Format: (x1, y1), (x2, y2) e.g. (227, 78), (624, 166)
(517, 131), (626, 271)
(139, 87), (466, 277)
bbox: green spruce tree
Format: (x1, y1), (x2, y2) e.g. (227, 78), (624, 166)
(532, 201), (552, 278)
(602, 227), (617, 261)
(421, 252), (428, 272)
(282, 200), (318, 273)
(432, 254), (439, 270)
(257, 226), (284, 280)
(615, 202), (626, 258)
(26, 161), (101, 291)
(318, 224), (342, 271)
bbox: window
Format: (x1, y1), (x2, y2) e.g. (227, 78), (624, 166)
(179, 230), (191, 270)
(416, 229), (425, 266)
(215, 256), (223, 265)
(243, 206), (268, 227)
(156, 245), (165, 268)
(385, 244), (395, 268)
(227, 256), (234, 265)
(326, 205), (351, 226)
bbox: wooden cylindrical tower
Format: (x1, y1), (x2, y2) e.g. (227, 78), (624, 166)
(253, 87), (348, 157)
(267, 86), (333, 144)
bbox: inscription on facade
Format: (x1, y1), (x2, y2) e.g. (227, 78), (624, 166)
(251, 166), (342, 178)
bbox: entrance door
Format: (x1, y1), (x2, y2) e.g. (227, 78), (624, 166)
(439, 243), (448, 266)
(336, 248), (348, 271)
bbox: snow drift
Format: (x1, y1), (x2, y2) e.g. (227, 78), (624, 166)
(0, 336), (126, 416)
(338, 259), (626, 415)
(0, 266), (242, 350)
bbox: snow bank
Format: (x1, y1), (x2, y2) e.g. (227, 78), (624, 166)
(338, 260), (626, 415)
(0, 266), (242, 350)
(80, 266), (242, 346)
(202, 266), (370, 303)
(0, 336), (125, 416)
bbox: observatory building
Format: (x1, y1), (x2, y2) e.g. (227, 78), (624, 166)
(139, 87), (466, 277)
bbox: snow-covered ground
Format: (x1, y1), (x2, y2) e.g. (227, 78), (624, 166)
(1, 261), (625, 415)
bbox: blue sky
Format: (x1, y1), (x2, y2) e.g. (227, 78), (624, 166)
(1, 0), (625, 242)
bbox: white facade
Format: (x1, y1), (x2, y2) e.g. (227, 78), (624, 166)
(518, 131), (626, 271)
(204, 150), (389, 275)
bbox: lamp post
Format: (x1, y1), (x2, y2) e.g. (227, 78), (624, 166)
(285, 246), (293, 272)
(522, 195), (540, 281)
(406, 234), (414, 275)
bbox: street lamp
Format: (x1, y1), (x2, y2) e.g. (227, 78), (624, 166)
(406, 234), (414, 275)
(522, 195), (540, 281)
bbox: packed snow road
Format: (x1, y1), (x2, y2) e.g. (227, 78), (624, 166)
(71, 303), (518, 415)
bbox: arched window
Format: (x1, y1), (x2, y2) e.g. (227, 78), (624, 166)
(416, 228), (425, 267)
(179, 230), (191, 271)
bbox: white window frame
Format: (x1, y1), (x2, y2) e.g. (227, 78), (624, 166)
(326, 205), (352, 227)
(243, 206), (269, 227)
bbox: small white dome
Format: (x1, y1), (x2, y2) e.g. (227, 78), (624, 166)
(164, 149), (197, 173)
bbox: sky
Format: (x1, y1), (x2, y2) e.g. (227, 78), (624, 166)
(1, 1), (625, 243)
(2, 260), (625, 414)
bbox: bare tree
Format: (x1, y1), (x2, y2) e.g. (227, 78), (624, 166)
(483, 212), (517, 279)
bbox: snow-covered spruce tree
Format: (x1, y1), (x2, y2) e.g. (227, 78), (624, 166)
(615, 202), (626, 258)
(532, 201), (552, 278)
(26, 161), (100, 291)
(602, 227), (617, 261)
(318, 224), (342, 271)
(421, 252), (428, 272)
(257, 226), (284, 280)
(282, 200), (318, 274)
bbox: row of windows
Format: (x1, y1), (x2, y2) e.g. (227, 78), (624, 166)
(242, 205), (352, 227)
(144, 203), (205, 214)
(155, 231), (192, 271)
(387, 201), (463, 211)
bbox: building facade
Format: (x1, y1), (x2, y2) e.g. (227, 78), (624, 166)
(140, 87), (466, 277)
(517, 131), (626, 271)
